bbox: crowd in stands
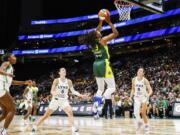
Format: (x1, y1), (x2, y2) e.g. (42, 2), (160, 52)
(13, 45), (180, 118)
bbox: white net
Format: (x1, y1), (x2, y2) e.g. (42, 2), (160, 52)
(114, 0), (133, 21)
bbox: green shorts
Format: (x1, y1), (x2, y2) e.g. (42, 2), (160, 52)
(93, 59), (113, 78)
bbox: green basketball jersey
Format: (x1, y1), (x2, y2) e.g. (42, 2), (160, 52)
(92, 43), (110, 60)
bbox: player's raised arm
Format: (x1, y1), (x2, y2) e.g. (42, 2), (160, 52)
(96, 19), (103, 32)
(144, 78), (153, 97)
(12, 80), (32, 86)
(68, 79), (88, 99)
(130, 78), (135, 100)
(50, 78), (58, 96)
(101, 18), (119, 45)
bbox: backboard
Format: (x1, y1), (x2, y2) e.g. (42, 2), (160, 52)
(123, 0), (164, 14)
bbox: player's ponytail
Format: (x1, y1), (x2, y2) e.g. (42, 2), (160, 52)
(78, 30), (98, 49)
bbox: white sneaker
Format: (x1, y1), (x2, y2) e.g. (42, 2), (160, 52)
(0, 129), (7, 135)
(136, 121), (143, 131)
(144, 125), (150, 132)
(72, 127), (79, 133)
(94, 114), (100, 120)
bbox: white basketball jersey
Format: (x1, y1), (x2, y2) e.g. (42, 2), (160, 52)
(134, 77), (147, 97)
(0, 64), (13, 91)
(25, 86), (33, 101)
(54, 78), (69, 99)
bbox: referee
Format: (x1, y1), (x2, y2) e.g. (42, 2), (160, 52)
(104, 94), (113, 119)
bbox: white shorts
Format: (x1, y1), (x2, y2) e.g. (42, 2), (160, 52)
(96, 77), (116, 98)
(0, 80), (7, 97)
(48, 97), (70, 111)
(134, 96), (149, 104)
(24, 100), (33, 110)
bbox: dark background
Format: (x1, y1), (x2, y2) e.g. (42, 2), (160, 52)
(0, 0), (115, 49)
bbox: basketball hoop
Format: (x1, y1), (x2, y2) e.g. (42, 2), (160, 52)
(114, 0), (133, 21)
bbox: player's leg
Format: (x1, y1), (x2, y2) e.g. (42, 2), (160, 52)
(104, 78), (116, 98)
(0, 92), (16, 134)
(103, 64), (115, 119)
(93, 60), (105, 97)
(134, 98), (143, 131)
(32, 103), (37, 116)
(95, 78), (105, 97)
(22, 104), (33, 131)
(62, 101), (79, 133)
(63, 106), (74, 126)
(93, 60), (106, 119)
(103, 60), (116, 99)
(0, 103), (8, 122)
(31, 103), (37, 122)
(24, 105), (32, 120)
(36, 108), (54, 127)
(141, 102), (149, 131)
(32, 98), (57, 131)
(93, 78), (105, 119)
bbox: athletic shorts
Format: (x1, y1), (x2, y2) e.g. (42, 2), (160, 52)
(24, 100), (33, 110)
(0, 81), (7, 97)
(134, 96), (149, 104)
(93, 59), (113, 78)
(48, 97), (70, 111)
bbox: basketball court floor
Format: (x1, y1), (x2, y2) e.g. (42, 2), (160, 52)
(4, 116), (180, 135)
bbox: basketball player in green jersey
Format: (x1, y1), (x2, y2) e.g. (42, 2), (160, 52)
(79, 15), (119, 118)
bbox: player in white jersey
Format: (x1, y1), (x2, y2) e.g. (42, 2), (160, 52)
(23, 81), (38, 126)
(0, 53), (32, 135)
(32, 68), (88, 134)
(129, 68), (153, 132)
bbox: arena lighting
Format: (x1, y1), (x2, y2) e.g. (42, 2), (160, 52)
(13, 26), (180, 55)
(31, 0), (169, 25)
(31, 9), (129, 25)
(0, 50), (5, 54)
(18, 8), (180, 40)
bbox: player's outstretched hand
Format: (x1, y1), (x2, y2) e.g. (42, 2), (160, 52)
(25, 80), (33, 85)
(105, 16), (112, 24)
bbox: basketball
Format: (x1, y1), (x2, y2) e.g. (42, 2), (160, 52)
(98, 9), (110, 20)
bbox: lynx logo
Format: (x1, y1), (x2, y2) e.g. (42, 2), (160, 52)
(175, 105), (180, 112)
